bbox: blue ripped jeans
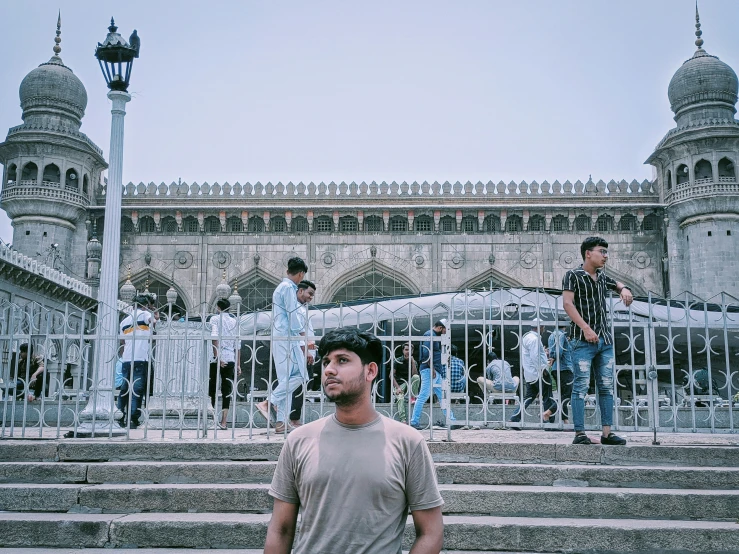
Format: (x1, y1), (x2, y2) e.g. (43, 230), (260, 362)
(570, 337), (615, 432)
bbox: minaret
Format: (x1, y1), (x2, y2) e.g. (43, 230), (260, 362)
(646, 5), (739, 299)
(0, 13), (107, 279)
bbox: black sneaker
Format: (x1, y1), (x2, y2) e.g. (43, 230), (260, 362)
(572, 433), (593, 445)
(411, 423), (424, 431)
(601, 433), (626, 446)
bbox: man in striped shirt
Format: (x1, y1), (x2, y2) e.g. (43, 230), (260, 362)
(562, 237), (633, 445)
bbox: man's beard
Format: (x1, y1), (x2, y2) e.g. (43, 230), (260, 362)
(323, 369), (367, 407)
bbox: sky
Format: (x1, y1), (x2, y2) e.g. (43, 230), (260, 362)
(1, 0), (738, 244)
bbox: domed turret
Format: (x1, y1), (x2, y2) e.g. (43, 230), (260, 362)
(18, 14), (88, 130)
(667, 7), (738, 126)
(0, 13), (107, 282)
(645, 6), (739, 300)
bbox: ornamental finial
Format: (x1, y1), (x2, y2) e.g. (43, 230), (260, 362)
(52, 11), (62, 56)
(695, 1), (704, 50)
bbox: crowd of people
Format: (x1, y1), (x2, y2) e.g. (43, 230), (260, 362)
(2, 236), (640, 450)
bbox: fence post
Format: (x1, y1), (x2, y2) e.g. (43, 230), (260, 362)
(646, 292), (660, 445)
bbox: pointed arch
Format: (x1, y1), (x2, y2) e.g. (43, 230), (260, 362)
(323, 259), (420, 303)
(457, 267), (525, 291)
(122, 266), (193, 314)
(228, 266), (282, 312)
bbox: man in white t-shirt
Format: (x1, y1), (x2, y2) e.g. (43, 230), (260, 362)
(209, 298), (240, 429)
(265, 327), (444, 554)
(117, 294), (158, 429)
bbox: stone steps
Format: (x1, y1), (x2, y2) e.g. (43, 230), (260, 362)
(0, 437), (737, 552)
(2, 482), (738, 522)
(3, 459), (738, 489)
(0, 512), (737, 552)
(4, 439), (738, 466)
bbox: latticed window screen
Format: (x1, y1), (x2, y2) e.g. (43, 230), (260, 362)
(365, 216), (383, 232)
(552, 215), (568, 232)
(574, 215), (591, 231)
(183, 217), (199, 233)
(484, 216), (501, 232)
(597, 215), (613, 232)
(248, 217), (264, 232)
(390, 217), (407, 232)
(619, 214), (637, 231)
(139, 217), (156, 233)
(415, 216), (433, 232)
(462, 217), (477, 232)
(205, 217), (221, 233)
(162, 218), (178, 233)
(643, 214), (659, 231)
(271, 217), (286, 232)
(528, 216), (545, 232)
(227, 218), (243, 232)
(239, 277), (278, 312)
(506, 216), (522, 232)
(121, 218), (135, 233)
(340, 217), (358, 232)
(440, 217), (456, 232)
(332, 268), (414, 303)
(315, 216), (333, 232)
(292, 217), (309, 232)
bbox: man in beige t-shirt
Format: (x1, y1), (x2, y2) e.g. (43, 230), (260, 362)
(265, 327), (444, 554)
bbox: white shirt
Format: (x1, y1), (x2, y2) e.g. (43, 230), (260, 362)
(120, 309), (153, 363)
(298, 304), (316, 359)
(521, 330), (549, 383)
(210, 311), (239, 364)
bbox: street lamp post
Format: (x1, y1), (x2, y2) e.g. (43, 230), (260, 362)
(75, 19), (140, 437)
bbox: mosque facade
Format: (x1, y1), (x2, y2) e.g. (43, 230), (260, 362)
(0, 11), (737, 313)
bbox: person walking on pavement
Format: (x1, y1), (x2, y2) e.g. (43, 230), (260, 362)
(257, 257), (309, 434)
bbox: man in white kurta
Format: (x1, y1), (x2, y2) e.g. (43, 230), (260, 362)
(257, 257), (308, 431)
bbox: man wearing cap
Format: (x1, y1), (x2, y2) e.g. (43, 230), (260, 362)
(117, 294), (158, 429)
(510, 319), (557, 424)
(410, 320), (461, 430)
(209, 298), (240, 430)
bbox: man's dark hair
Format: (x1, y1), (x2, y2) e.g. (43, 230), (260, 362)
(19, 343), (30, 354)
(298, 279), (316, 291)
(451, 344), (458, 357)
(433, 320), (446, 329)
(133, 293), (155, 307)
(287, 257), (308, 275)
(317, 327), (383, 367)
(488, 349), (498, 360)
(580, 236), (608, 260)
(216, 298), (230, 311)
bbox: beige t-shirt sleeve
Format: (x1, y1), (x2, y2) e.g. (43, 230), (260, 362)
(269, 441), (300, 505)
(406, 439), (444, 512)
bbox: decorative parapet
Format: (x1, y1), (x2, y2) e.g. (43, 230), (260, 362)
(0, 242), (93, 298)
(103, 178), (658, 204)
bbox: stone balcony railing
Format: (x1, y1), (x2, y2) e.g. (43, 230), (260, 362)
(0, 183), (90, 209)
(665, 180), (739, 204)
(102, 178), (660, 208)
(0, 242), (92, 297)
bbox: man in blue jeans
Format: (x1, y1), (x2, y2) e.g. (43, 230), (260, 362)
(117, 294), (158, 429)
(563, 237), (633, 445)
(410, 320), (461, 430)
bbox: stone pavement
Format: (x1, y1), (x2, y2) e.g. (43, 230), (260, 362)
(5, 425), (738, 447)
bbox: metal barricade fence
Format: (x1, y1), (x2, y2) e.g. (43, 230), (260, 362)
(0, 289), (736, 439)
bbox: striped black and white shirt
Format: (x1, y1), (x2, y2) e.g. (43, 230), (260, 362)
(562, 266), (619, 345)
